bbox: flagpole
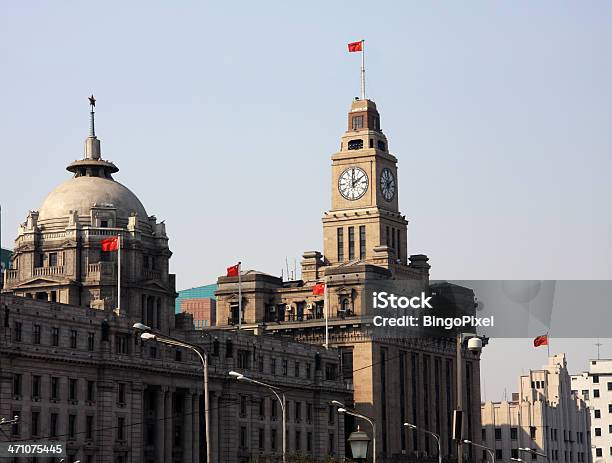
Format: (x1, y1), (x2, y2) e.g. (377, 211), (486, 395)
(117, 235), (121, 313)
(360, 39), (366, 100)
(547, 332), (550, 357)
(324, 280), (329, 349)
(238, 261), (242, 330)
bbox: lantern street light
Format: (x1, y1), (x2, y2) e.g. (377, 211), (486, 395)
(134, 323), (211, 463)
(519, 448), (548, 460)
(404, 423), (442, 463)
(229, 371), (286, 463)
(464, 439), (495, 463)
(348, 428), (371, 462)
(333, 401), (376, 463)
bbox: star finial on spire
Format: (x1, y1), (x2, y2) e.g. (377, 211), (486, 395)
(89, 94), (96, 108)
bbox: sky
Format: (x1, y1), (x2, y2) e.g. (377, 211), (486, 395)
(1, 1), (611, 399)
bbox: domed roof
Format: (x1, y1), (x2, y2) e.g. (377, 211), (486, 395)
(38, 176), (148, 222)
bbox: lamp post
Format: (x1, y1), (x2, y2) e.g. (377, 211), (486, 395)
(134, 324), (211, 463)
(519, 447), (548, 462)
(229, 371), (286, 463)
(332, 400), (376, 463)
(464, 439), (495, 463)
(348, 428), (371, 463)
(404, 423), (442, 463)
(511, 458), (526, 463)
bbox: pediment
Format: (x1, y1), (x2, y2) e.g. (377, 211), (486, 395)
(140, 280), (169, 292)
(12, 277), (69, 288)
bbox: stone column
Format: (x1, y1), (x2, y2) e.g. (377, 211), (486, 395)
(155, 388), (165, 462)
(165, 388), (173, 462)
(96, 378), (115, 462)
(131, 381), (145, 463)
(193, 393), (200, 463)
(183, 391), (193, 463)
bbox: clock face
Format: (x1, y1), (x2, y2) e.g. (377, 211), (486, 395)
(380, 168), (396, 201)
(338, 166), (369, 200)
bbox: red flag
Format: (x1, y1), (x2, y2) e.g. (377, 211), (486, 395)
(100, 236), (119, 252)
(226, 263), (240, 277)
(348, 41), (363, 52)
(312, 282), (325, 296)
(533, 334), (548, 347)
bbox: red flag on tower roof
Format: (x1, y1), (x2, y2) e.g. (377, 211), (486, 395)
(226, 263), (240, 277)
(312, 282), (325, 296)
(533, 334), (548, 347)
(348, 41), (363, 52)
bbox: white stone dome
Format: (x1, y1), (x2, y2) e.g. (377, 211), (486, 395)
(38, 176), (148, 222)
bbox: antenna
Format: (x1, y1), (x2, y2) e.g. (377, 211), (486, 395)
(595, 339), (603, 360)
(285, 257), (289, 281)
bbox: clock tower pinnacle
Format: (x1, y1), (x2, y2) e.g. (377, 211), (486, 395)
(322, 97), (408, 269)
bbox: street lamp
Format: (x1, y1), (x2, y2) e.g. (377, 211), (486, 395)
(348, 428), (371, 462)
(229, 371), (286, 463)
(334, 401), (376, 463)
(404, 423), (441, 463)
(134, 323), (211, 463)
(519, 447), (547, 459)
(464, 439), (495, 463)
(511, 458), (526, 463)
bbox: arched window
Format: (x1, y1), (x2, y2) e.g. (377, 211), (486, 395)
(347, 139), (363, 150)
(377, 140), (386, 151)
(340, 298), (351, 317)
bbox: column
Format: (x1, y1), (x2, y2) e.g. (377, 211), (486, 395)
(183, 391), (193, 463)
(155, 388), (165, 462)
(165, 388), (173, 463)
(131, 382), (145, 463)
(96, 379), (115, 462)
(193, 393), (200, 463)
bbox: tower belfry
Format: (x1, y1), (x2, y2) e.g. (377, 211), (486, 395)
(322, 97), (408, 269)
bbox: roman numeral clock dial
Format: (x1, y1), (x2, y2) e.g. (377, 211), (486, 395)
(338, 166), (369, 200)
(380, 167), (396, 201)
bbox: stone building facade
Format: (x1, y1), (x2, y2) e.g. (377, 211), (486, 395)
(0, 100), (349, 463)
(481, 354), (592, 463)
(571, 358), (612, 463)
(215, 98), (484, 462)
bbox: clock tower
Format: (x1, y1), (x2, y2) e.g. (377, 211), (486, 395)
(322, 97), (408, 269)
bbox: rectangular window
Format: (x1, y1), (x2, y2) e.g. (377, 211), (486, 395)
(32, 375), (41, 399)
(14, 322), (22, 342)
(51, 377), (59, 400)
(87, 381), (95, 402)
(596, 448), (603, 458)
(240, 426), (247, 448)
(282, 359), (288, 376)
(52, 327), (59, 346)
(307, 432), (313, 452)
(328, 404), (335, 425)
(11, 411), (20, 436)
(237, 349), (251, 369)
(13, 373), (22, 397)
(386, 226), (390, 246)
(594, 375), (600, 383)
(348, 226), (355, 260)
(307, 403), (313, 423)
(50, 413), (58, 437)
(86, 415), (94, 439)
(295, 430), (301, 451)
(496, 449), (503, 460)
(596, 428), (602, 436)
(594, 389), (601, 398)
(391, 227), (395, 248)
(609, 404), (612, 413)
(511, 427), (518, 440)
(69, 414), (76, 439)
(295, 401), (301, 422)
(258, 428), (265, 450)
(117, 417), (125, 441)
(582, 389), (590, 400)
(495, 428), (502, 440)
(88, 332), (95, 351)
(31, 411), (40, 437)
(530, 426), (537, 439)
(306, 363), (311, 379)
(328, 433), (335, 455)
(608, 382), (612, 391)
(240, 395), (247, 417)
(271, 358), (277, 375)
(396, 229), (401, 260)
(271, 399), (278, 420)
(49, 252), (58, 267)
(359, 225), (366, 259)
(118, 383), (126, 404)
(69, 378), (77, 401)
(271, 429), (277, 450)
(259, 399), (265, 419)
(70, 330), (77, 349)
(33, 324), (41, 344)
(352, 115), (364, 130)
(337, 228), (344, 262)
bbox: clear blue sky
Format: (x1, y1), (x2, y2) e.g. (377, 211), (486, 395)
(1, 1), (611, 398)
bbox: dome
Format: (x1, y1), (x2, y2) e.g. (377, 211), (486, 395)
(38, 176), (148, 222)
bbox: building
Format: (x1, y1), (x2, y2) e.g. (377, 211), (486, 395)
(215, 97), (484, 462)
(481, 354), (592, 463)
(0, 247), (11, 290)
(176, 284), (217, 328)
(0, 99), (349, 463)
(571, 359), (612, 463)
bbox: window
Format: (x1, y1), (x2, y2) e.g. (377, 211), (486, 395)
(377, 140), (386, 151)
(31, 375), (41, 399)
(52, 327), (59, 346)
(49, 252), (58, 267)
(259, 399), (265, 419)
(271, 399), (278, 420)
(593, 375), (600, 383)
(69, 414), (76, 439)
(282, 359), (288, 376)
(88, 332), (95, 351)
(608, 382), (612, 391)
(511, 427), (518, 440)
(495, 449), (503, 460)
(306, 363), (311, 379)
(348, 226), (355, 260)
(271, 429), (277, 450)
(258, 355), (264, 372)
(31, 411), (40, 437)
(596, 448), (603, 458)
(337, 228), (344, 262)
(307, 432), (313, 453)
(512, 449), (519, 459)
(351, 115), (364, 130)
(118, 383), (126, 404)
(295, 401), (301, 422)
(100, 220), (108, 228)
(225, 340), (233, 358)
(271, 358), (277, 375)
(595, 409), (602, 418)
(359, 225), (366, 259)
(115, 334), (128, 354)
(295, 430), (301, 452)
(294, 361), (300, 377)
(347, 139), (363, 150)
(33, 324), (41, 344)
(328, 404), (335, 425)
(258, 428), (265, 450)
(530, 426), (537, 439)
(14, 322), (22, 342)
(87, 381), (95, 402)
(582, 389), (590, 400)
(609, 424), (612, 433)
(594, 389), (601, 398)
(397, 229), (401, 260)
(117, 417), (125, 441)
(482, 429), (487, 441)
(240, 395), (247, 417)
(51, 376), (59, 400)
(237, 349), (251, 369)
(596, 428), (602, 436)
(50, 413), (58, 437)
(609, 404), (612, 413)
(68, 378), (78, 402)
(495, 428), (502, 440)
(240, 426), (247, 448)
(70, 330), (77, 349)
(11, 411), (20, 436)
(307, 403), (313, 423)
(86, 415), (94, 439)
(13, 374), (22, 397)
(325, 363), (338, 381)
(328, 433), (335, 455)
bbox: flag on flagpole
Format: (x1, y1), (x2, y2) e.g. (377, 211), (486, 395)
(348, 41), (363, 52)
(101, 236), (119, 252)
(533, 334), (548, 347)
(312, 282), (325, 296)
(227, 264), (240, 277)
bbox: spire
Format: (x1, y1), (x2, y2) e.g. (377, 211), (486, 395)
(84, 94), (101, 160)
